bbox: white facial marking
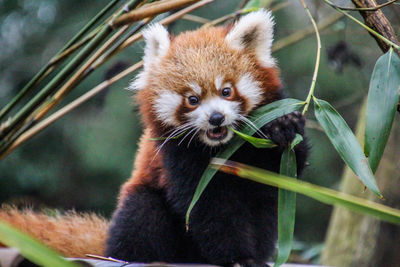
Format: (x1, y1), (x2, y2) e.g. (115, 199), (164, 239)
(189, 82), (202, 95)
(225, 10), (275, 67)
(154, 90), (181, 126)
(236, 73), (263, 110)
(215, 76), (224, 90)
(187, 97), (240, 146)
(188, 98), (240, 129)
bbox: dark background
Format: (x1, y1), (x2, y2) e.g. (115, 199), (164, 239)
(1, 0), (398, 263)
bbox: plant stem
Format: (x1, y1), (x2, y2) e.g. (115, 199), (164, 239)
(0, 0), (143, 141)
(114, 0), (214, 54)
(323, 0), (400, 50)
(325, 0), (398, 11)
(112, 0), (199, 27)
(300, 0), (321, 115)
(0, 62), (143, 160)
(0, 0), (122, 121)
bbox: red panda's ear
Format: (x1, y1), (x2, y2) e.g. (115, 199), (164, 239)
(142, 23), (170, 67)
(129, 24), (170, 90)
(226, 10), (275, 67)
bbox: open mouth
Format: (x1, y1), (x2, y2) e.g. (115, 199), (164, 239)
(206, 126), (228, 141)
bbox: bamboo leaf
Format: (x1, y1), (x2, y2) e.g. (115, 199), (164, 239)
(185, 99), (305, 227)
(274, 146), (297, 267)
(229, 127), (276, 148)
(211, 159), (400, 225)
(290, 133), (303, 150)
(313, 98), (381, 198)
(365, 48), (400, 173)
(0, 221), (77, 267)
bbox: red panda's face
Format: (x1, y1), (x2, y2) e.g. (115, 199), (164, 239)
(133, 10), (281, 147)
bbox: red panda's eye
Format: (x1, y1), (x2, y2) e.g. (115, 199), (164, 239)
(188, 96), (199, 106)
(221, 87), (232, 97)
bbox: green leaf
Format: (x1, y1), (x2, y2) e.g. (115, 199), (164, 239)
(229, 127), (276, 148)
(290, 133), (303, 150)
(274, 147), (297, 267)
(365, 48), (400, 173)
(185, 99), (305, 228)
(313, 98), (382, 198)
(0, 221), (78, 267)
(211, 159), (400, 225)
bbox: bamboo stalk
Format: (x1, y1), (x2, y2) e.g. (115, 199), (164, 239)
(112, 0), (200, 27)
(106, 0), (214, 58)
(327, 0), (398, 11)
(91, 18), (153, 70)
(34, 25), (131, 122)
(0, 0), (215, 155)
(0, 62), (143, 160)
(0, 0), (122, 121)
(299, 0), (322, 115)
(0, 0), (143, 140)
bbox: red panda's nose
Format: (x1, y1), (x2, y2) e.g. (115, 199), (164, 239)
(209, 112), (225, 126)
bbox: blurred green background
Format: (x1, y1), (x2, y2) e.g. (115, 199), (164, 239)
(0, 0), (398, 263)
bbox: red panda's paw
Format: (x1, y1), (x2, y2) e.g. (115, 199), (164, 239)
(261, 111), (305, 147)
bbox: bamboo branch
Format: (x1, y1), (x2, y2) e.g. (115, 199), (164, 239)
(112, 0), (200, 27)
(115, 0), (214, 52)
(299, 0), (322, 115)
(327, 0), (398, 11)
(0, 0), (122, 121)
(0, 0), (215, 157)
(0, 0), (143, 141)
(0, 62), (143, 160)
(323, 0), (400, 53)
(351, 0), (400, 55)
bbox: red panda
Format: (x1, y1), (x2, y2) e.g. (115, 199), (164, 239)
(0, 10), (308, 266)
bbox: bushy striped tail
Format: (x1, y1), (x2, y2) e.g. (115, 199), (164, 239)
(0, 206), (109, 258)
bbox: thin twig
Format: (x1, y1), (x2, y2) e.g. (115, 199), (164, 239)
(0, 62), (143, 160)
(112, 0), (199, 27)
(326, 0), (398, 11)
(300, 0), (322, 115)
(0, 0), (122, 121)
(116, 0), (214, 52)
(323, 0), (400, 50)
(34, 25), (131, 121)
(182, 14), (211, 24)
(0, 0), (143, 141)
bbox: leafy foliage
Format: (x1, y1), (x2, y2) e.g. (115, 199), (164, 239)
(365, 48), (400, 173)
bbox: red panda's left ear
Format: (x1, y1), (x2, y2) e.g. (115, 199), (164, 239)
(226, 9), (275, 67)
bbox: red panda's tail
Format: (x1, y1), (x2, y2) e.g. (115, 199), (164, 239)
(0, 206), (109, 258)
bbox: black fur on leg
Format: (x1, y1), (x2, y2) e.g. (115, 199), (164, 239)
(105, 185), (184, 262)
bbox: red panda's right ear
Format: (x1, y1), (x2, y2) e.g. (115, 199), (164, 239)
(129, 24), (170, 91)
(142, 23), (170, 67)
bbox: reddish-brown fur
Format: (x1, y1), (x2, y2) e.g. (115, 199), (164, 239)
(0, 22), (282, 259)
(0, 206), (108, 257)
(122, 26), (281, 206)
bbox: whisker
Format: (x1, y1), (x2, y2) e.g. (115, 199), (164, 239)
(238, 115), (268, 139)
(178, 126), (197, 146)
(187, 128), (201, 148)
(152, 122), (195, 162)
